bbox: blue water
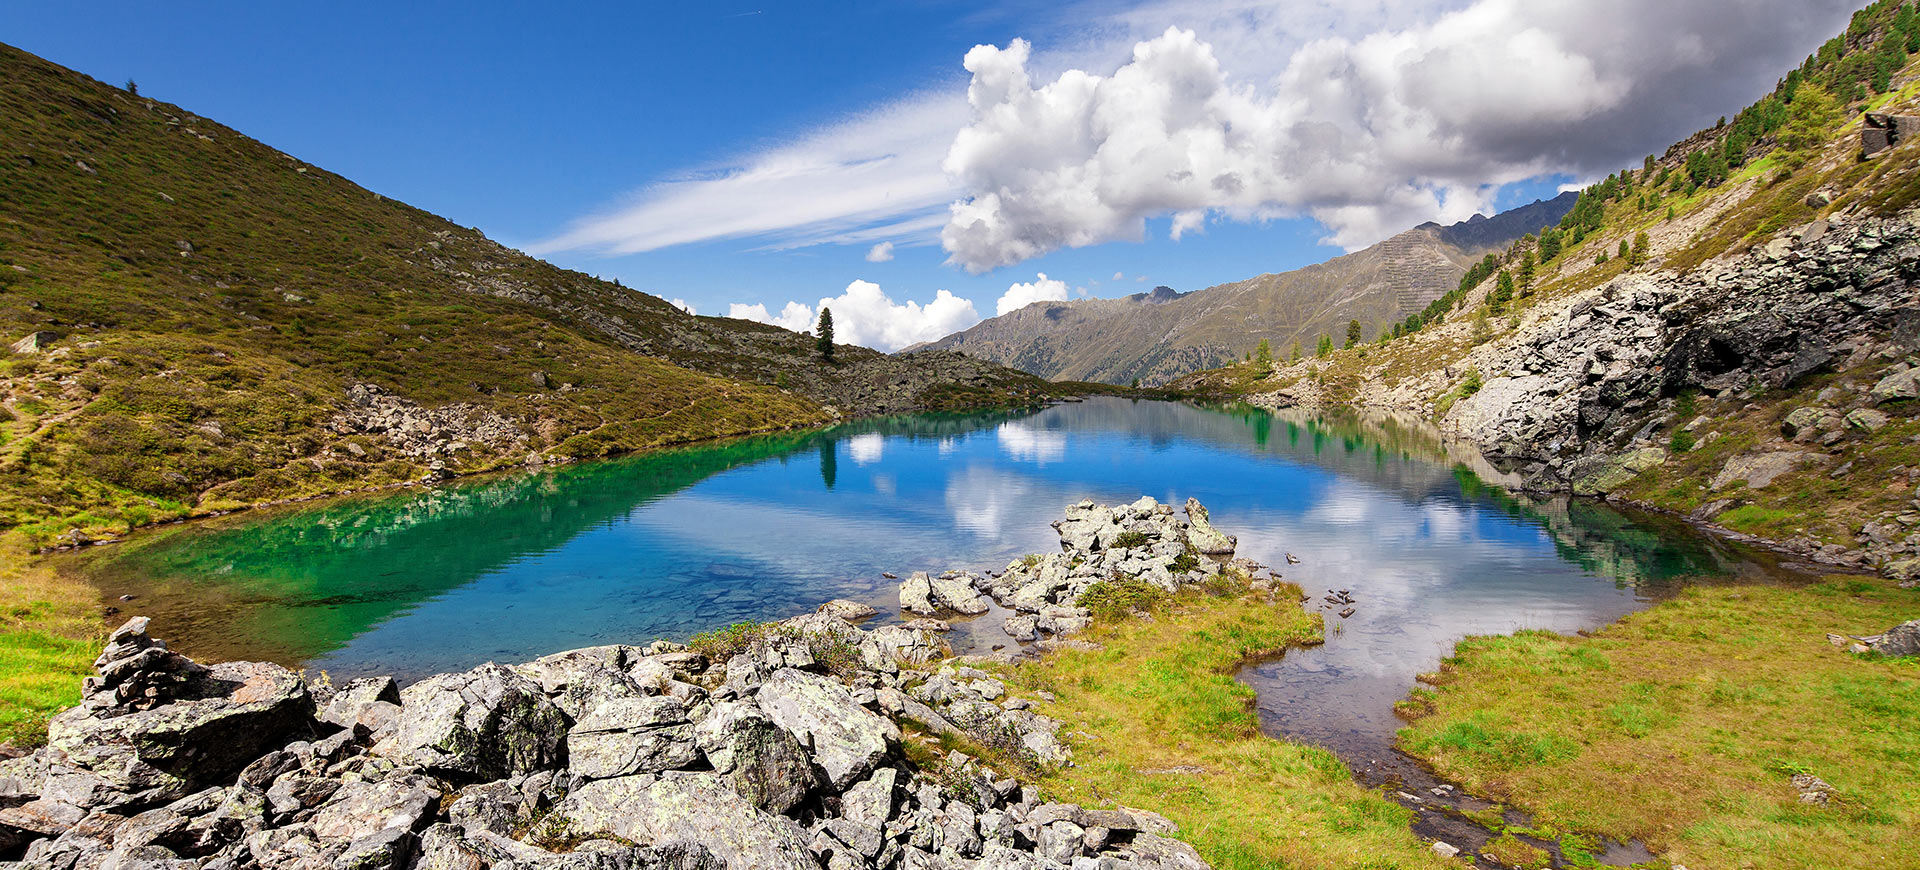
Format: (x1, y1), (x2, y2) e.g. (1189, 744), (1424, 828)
(74, 398), (1789, 757)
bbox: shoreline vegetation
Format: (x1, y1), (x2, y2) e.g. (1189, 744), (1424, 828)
(1397, 572), (1920, 870)
(7, 493), (1917, 869)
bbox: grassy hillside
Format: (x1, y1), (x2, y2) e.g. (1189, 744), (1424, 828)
(0, 42), (842, 547)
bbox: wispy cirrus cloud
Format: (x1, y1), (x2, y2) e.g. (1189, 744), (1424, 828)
(529, 91), (966, 257)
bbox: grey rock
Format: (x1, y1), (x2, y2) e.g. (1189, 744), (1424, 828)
(692, 700), (814, 813)
(1709, 451), (1812, 491)
(816, 600), (879, 623)
(839, 767), (897, 830)
(755, 669), (898, 791)
(1853, 619), (1920, 656)
(1872, 369), (1920, 404)
(309, 775), (439, 842)
(546, 772), (818, 870)
(1847, 408), (1891, 432)
(373, 663), (566, 781)
(567, 697), (699, 780)
(1183, 498), (1235, 555)
(9, 331), (58, 355)
(48, 629), (313, 801)
(318, 677), (400, 731)
(900, 572), (938, 616)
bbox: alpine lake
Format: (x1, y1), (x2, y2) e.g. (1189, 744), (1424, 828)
(62, 397), (1809, 859)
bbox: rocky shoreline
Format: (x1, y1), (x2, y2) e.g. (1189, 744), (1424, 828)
(0, 497), (1266, 870)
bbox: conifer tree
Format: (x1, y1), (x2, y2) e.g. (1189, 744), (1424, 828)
(816, 308), (836, 362)
(1345, 320), (1361, 348)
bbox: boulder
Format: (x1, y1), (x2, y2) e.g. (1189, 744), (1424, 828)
(816, 599), (879, 623)
(754, 669), (898, 791)
(48, 620), (313, 801)
(545, 772), (818, 870)
(692, 700), (814, 813)
(1568, 447), (1665, 496)
(1871, 369), (1920, 404)
(9, 331), (57, 355)
(1847, 408), (1891, 432)
(1183, 499), (1235, 555)
(1781, 406), (1828, 438)
(1709, 451), (1812, 491)
(372, 663), (566, 781)
(1854, 619), (1920, 656)
(567, 697), (699, 780)
(318, 677), (401, 731)
(838, 767), (897, 830)
(928, 574), (990, 615)
(899, 572), (938, 616)
(310, 775), (440, 842)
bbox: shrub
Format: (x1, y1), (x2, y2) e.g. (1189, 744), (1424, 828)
(1108, 530), (1150, 549)
(1078, 578), (1167, 622)
(689, 622), (767, 661)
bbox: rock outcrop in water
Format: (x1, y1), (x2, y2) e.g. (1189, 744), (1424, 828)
(0, 500), (1247, 870)
(899, 496), (1266, 650)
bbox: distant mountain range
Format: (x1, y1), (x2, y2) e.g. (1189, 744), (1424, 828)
(910, 193), (1577, 385)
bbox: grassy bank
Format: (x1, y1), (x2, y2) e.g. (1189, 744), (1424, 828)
(1399, 574), (1920, 870)
(999, 582), (1448, 870)
(0, 543), (98, 746)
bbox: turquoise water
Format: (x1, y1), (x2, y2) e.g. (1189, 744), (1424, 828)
(75, 399), (1788, 752)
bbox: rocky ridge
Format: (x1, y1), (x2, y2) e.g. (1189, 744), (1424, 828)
(0, 499), (1257, 870)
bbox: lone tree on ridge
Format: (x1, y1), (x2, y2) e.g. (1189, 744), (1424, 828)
(816, 308), (836, 362)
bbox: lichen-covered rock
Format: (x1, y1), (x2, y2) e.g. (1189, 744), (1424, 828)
(755, 669), (898, 791)
(1183, 498), (1235, 555)
(47, 621), (312, 802)
(545, 772), (819, 870)
(309, 775), (441, 842)
(567, 697), (700, 780)
(372, 663), (566, 781)
(899, 572), (938, 616)
(693, 700), (814, 813)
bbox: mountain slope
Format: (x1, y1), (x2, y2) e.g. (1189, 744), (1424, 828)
(0, 43), (1080, 546)
(1177, 0), (1920, 578)
(913, 193), (1574, 386)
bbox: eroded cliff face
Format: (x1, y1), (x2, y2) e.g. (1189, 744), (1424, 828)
(1416, 212), (1920, 573)
(1442, 215), (1916, 474)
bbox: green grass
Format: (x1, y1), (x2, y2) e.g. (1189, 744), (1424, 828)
(999, 581), (1448, 870)
(0, 545), (101, 746)
(1398, 574), (1920, 870)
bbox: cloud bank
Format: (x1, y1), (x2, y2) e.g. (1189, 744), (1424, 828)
(728, 280), (980, 352)
(939, 0), (1858, 270)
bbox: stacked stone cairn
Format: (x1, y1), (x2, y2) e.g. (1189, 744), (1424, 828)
(0, 499), (1251, 870)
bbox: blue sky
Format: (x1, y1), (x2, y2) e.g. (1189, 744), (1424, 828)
(3, 0), (1859, 349)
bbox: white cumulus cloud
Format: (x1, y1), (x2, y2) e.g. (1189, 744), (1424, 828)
(726, 280), (980, 352)
(995, 272), (1070, 316)
(726, 301), (815, 333)
(668, 298), (697, 315)
(865, 241), (896, 262)
(939, 0), (1858, 270)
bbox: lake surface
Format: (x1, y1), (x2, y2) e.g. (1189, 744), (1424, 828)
(72, 398), (1797, 775)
